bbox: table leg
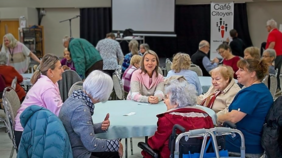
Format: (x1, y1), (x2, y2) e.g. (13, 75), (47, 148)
(130, 137), (133, 155)
(125, 138), (128, 158)
(145, 136), (148, 143)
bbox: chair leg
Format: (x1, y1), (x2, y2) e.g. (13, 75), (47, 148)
(130, 137), (133, 155)
(9, 146), (14, 158)
(125, 138), (128, 158)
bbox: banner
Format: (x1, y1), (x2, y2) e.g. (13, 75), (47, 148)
(210, 2), (234, 59)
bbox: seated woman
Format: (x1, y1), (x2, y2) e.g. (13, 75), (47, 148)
(244, 46), (260, 60)
(166, 52), (202, 95)
(0, 53), (26, 102)
(59, 70), (123, 158)
(262, 48), (276, 75)
(127, 50), (164, 104)
(217, 43), (240, 78)
(122, 39), (142, 72)
(217, 59), (273, 157)
(61, 48), (76, 71)
(139, 43), (150, 55)
(197, 65), (241, 117)
(14, 54), (64, 148)
(141, 77), (214, 158)
(122, 55), (142, 92)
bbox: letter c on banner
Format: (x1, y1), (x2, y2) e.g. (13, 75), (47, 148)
(214, 4), (219, 10)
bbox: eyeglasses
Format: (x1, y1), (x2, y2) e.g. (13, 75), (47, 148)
(262, 55), (270, 58)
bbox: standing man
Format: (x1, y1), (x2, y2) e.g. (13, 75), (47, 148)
(96, 33), (124, 76)
(266, 19), (282, 93)
(63, 36), (103, 80)
(191, 40), (219, 76)
(225, 29), (246, 57)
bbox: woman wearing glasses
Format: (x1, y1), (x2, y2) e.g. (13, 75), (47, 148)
(1, 33), (41, 74)
(262, 48), (276, 75)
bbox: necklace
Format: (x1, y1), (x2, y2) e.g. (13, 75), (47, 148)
(8, 48), (14, 62)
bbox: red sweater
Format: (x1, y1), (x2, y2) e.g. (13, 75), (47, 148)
(141, 107), (214, 158)
(0, 65), (26, 101)
(223, 56), (240, 79)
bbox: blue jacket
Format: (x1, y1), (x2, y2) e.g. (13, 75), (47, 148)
(18, 105), (73, 158)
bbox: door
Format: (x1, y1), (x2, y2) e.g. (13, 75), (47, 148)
(0, 20), (19, 46)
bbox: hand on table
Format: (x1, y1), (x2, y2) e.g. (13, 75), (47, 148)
(148, 96), (159, 104)
(101, 113), (110, 130)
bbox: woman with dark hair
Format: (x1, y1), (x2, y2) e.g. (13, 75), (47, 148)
(217, 59), (273, 157)
(217, 43), (241, 78)
(14, 54), (64, 148)
(127, 50), (164, 104)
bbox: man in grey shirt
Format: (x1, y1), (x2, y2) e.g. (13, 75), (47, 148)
(96, 33), (124, 76)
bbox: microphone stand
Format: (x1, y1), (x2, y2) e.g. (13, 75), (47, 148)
(60, 15), (80, 37)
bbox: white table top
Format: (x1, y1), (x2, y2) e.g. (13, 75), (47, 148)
(21, 73), (33, 86)
(92, 100), (216, 139)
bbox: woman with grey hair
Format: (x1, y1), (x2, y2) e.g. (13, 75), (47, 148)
(262, 48), (276, 75)
(141, 76), (214, 158)
(59, 70), (123, 158)
(139, 43), (150, 54)
(1, 33), (40, 73)
(0, 53), (26, 101)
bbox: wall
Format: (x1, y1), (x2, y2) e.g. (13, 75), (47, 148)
(247, 1), (282, 48)
(0, 8), (28, 20)
(41, 8), (80, 57)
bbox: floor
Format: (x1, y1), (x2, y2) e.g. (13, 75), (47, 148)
(0, 123), (144, 158)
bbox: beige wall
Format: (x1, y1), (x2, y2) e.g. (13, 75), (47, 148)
(41, 8), (80, 57)
(247, 1), (282, 48)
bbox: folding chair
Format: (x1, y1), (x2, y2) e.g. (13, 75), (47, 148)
(58, 70), (82, 102)
(68, 81), (83, 97)
(190, 64), (203, 76)
(2, 87), (21, 158)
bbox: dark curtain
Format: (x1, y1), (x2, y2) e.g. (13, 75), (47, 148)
(80, 8), (111, 46)
(234, 3), (253, 47)
(80, 3), (252, 58)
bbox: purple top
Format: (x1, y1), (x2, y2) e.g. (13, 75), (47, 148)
(61, 58), (76, 71)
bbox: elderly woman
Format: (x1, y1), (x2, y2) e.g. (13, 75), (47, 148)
(1, 33), (40, 73)
(122, 55), (142, 92)
(139, 43), (150, 54)
(166, 52), (202, 95)
(127, 50), (164, 104)
(122, 39), (142, 72)
(217, 43), (240, 78)
(197, 65), (241, 116)
(141, 77), (214, 158)
(217, 59), (273, 157)
(59, 70), (123, 158)
(0, 53), (26, 101)
(244, 47), (260, 60)
(14, 54), (64, 148)
(262, 48), (276, 75)
(63, 36), (103, 79)
(61, 48), (76, 71)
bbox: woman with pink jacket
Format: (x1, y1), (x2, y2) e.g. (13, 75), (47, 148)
(127, 50), (164, 104)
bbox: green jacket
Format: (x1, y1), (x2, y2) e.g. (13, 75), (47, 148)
(69, 38), (102, 79)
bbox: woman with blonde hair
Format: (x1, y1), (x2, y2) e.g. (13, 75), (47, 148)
(166, 52), (202, 95)
(122, 39), (142, 72)
(244, 47), (260, 60)
(1, 33), (40, 73)
(122, 55), (142, 92)
(14, 54), (64, 148)
(127, 50), (164, 104)
(197, 65), (241, 116)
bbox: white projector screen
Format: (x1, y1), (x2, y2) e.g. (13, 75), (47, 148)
(112, 0), (175, 33)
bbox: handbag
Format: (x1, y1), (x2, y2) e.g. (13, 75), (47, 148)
(183, 137), (228, 158)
